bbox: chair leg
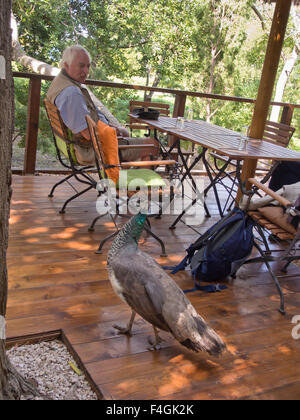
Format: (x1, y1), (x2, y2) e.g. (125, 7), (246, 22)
(281, 259), (292, 274)
(88, 214), (107, 232)
(48, 173), (75, 197)
(59, 184), (94, 214)
(143, 224), (167, 257)
(280, 234), (300, 273)
(253, 242), (285, 315)
(95, 230), (119, 254)
(255, 224), (272, 256)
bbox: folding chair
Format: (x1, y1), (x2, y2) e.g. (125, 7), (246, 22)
(128, 100), (170, 136)
(238, 177), (300, 315)
(44, 99), (97, 214)
(86, 115), (177, 256)
(208, 120), (296, 214)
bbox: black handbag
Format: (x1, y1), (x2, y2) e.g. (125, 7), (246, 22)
(132, 107), (160, 120)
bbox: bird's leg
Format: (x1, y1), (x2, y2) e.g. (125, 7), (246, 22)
(148, 326), (164, 351)
(113, 311), (136, 336)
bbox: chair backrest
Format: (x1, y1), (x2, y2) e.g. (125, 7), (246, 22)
(44, 99), (78, 164)
(85, 114), (106, 168)
(44, 99), (70, 141)
(263, 120), (295, 147)
(129, 100), (170, 133)
(86, 113), (124, 185)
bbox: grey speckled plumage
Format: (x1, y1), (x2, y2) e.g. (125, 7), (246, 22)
(107, 213), (226, 356)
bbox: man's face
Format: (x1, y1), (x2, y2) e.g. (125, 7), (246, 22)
(65, 50), (90, 83)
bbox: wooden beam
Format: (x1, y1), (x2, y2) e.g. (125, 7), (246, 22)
(13, 72), (300, 109)
(238, 0), (292, 199)
(24, 77), (41, 174)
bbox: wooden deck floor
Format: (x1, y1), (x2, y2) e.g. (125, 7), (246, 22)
(6, 174), (300, 400)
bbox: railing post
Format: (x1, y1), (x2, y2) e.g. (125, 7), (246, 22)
(23, 77), (41, 175)
(172, 93), (186, 118)
(169, 93), (187, 149)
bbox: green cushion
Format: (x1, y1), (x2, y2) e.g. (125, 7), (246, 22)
(55, 134), (78, 165)
(117, 169), (166, 189)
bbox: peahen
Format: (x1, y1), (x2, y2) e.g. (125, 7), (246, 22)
(107, 213), (226, 356)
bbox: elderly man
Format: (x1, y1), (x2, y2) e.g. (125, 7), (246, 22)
(47, 45), (157, 165)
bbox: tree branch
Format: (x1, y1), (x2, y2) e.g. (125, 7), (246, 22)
(251, 4), (266, 30)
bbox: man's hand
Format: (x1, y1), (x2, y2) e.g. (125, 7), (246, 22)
(80, 127), (91, 141)
(115, 126), (130, 138)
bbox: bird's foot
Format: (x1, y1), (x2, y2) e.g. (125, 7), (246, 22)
(113, 324), (132, 336)
(147, 334), (164, 351)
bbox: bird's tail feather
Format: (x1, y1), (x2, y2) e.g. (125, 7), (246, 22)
(180, 316), (226, 356)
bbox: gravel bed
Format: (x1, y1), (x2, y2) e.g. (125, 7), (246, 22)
(7, 340), (98, 400)
(12, 142), (62, 170)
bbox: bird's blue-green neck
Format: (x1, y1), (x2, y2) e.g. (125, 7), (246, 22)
(108, 213), (147, 262)
(129, 212), (147, 241)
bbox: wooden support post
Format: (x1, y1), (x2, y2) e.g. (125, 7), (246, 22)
(24, 77), (41, 175)
(237, 0), (292, 202)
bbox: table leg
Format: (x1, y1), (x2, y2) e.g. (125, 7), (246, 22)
(169, 147), (211, 229)
(235, 158), (258, 203)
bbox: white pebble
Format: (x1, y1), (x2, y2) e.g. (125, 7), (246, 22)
(7, 340), (98, 400)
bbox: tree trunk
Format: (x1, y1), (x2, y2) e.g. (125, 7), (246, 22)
(0, 0), (14, 399)
(0, 0), (41, 400)
(143, 71), (161, 102)
(143, 55), (164, 102)
(269, 45), (298, 122)
(206, 46), (217, 123)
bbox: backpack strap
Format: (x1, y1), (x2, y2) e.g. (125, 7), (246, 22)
(162, 255), (189, 274)
(189, 208), (242, 252)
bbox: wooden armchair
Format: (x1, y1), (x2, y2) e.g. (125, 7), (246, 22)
(240, 178), (300, 315)
(128, 100), (170, 136)
(86, 115), (177, 256)
(44, 99), (97, 214)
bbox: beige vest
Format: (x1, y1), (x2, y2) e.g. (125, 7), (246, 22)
(47, 70), (98, 165)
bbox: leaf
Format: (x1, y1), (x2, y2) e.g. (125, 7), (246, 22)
(68, 361), (82, 376)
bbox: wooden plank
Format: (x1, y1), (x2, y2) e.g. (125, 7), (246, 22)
(6, 330), (61, 349)
(13, 71), (300, 110)
(5, 174), (300, 400)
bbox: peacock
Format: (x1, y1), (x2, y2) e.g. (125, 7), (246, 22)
(107, 212), (226, 356)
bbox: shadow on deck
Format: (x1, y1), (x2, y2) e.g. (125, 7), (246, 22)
(6, 174), (300, 400)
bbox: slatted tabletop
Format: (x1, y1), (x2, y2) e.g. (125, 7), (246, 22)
(130, 115), (300, 161)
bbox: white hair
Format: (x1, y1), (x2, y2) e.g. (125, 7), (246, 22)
(59, 45), (91, 68)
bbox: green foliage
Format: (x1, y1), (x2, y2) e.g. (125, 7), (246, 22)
(12, 0), (300, 158)
(14, 78), (29, 146)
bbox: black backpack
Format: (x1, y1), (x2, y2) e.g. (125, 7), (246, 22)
(167, 208), (254, 292)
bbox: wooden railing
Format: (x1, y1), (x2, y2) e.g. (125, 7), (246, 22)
(13, 71), (300, 175)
